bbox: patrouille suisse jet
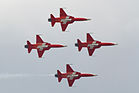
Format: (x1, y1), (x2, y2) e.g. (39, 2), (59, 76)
(24, 35), (67, 58)
(48, 8), (91, 31)
(55, 64), (97, 87)
(75, 33), (117, 56)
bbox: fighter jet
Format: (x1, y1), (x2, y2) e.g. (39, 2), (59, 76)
(55, 64), (97, 87)
(48, 8), (91, 31)
(75, 33), (117, 56)
(24, 35), (67, 58)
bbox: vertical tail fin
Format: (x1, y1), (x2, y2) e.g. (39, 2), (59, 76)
(77, 39), (83, 51)
(57, 70), (62, 82)
(27, 41), (32, 53)
(50, 14), (56, 27)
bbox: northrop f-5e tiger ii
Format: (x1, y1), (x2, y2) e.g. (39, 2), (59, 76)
(48, 8), (91, 31)
(24, 35), (67, 58)
(55, 64), (97, 87)
(75, 33), (117, 56)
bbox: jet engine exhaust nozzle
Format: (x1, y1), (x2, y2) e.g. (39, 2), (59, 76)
(24, 45), (28, 48)
(48, 18), (52, 22)
(55, 74), (58, 78)
(75, 43), (78, 47)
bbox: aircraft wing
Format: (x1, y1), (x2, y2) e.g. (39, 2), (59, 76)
(67, 78), (76, 87)
(87, 33), (94, 42)
(60, 8), (67, 17)
(36, 35), (44, 43)
(87, 47), (96, 56)
(61, 23), (69, 31)
(66, 64), (74, 73)
(37, 49), (45, 58)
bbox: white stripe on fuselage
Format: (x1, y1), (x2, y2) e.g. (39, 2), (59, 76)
(37, 43), (49, 51)
(61, 16), (72, 24)
(67, 72), (79, 80)
(87, 41), (99, 49)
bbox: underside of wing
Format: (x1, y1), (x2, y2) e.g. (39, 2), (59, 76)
(61, 23), (69, 31)
(67, 78), (75, 87)
(66, 64), (74, 73)
(60, 8), (67, 17)
(87, 33), (94, 42)
(37, 49), (45, 58)
(87, 47), (96, 56)
(36, 35), (44, 43)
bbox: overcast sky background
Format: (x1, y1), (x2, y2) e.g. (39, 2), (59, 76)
(0, 0), (139, 93)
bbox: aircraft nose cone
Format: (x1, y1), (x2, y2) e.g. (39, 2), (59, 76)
(63, 45), (67, 47)
(60, 45), (67, 47)
(114, 43), (118, 45)
(86, 19), (91, 21)
(75, 43), (78, 47)
(101, 42), (118, 46)
(24, 45), (28, 48)
(93, 74), (98, 76)
(111, 43), (118, 46)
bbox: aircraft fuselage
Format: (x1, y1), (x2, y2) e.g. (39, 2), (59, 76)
(25, 42), (66, 51)
(55, 71), (95, 80)
(49, 15), (90, 24)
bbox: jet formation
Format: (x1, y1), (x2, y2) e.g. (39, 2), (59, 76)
(24, 8), (118, 87)
(75, 33), (117, 56)
(25, 35), (67, 58)
(48, 8), (91, 31)
(55, 64), (97, 87)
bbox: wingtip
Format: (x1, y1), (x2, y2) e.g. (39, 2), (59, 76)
(38, 56), (42, 58)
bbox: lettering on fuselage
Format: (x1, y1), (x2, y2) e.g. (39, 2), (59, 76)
(67, 72), (79, 80)
(87, 41), (99, 49)
(37, 43), (49, 51)
(61, 16), (72, 24)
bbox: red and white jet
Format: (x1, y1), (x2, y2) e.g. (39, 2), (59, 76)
(48, 8), (91, 31)
(24, 35), (67, 58)
(75, 33), (117, 56)
(55, 64), (97, 87)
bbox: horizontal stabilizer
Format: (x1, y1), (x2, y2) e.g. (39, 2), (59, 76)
(27, 41), (32, 53)
(50, 14), (56, 27)
(77, 39), (83, 51)
(57, 70), (62, 82)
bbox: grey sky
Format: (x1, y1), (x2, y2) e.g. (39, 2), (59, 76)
(0, 0), (139, 93)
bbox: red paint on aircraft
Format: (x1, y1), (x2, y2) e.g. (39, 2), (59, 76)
(75, 33), (117, 56)
(48, 8), (91, 31)
(55, 64), (97, 87)
(25, 35), (67, 58)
